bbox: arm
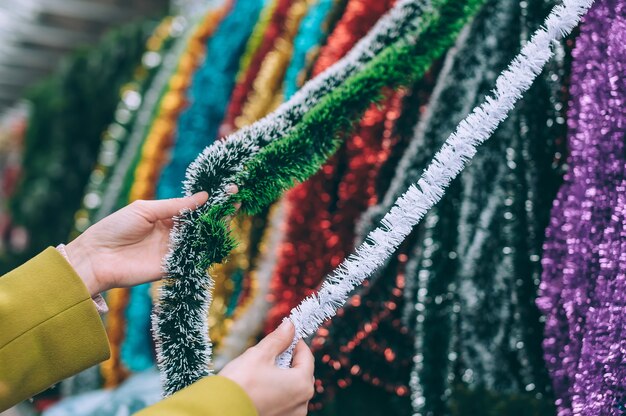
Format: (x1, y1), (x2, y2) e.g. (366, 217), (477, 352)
(0, 247), (109, 411)
(1, 189), (314, 415)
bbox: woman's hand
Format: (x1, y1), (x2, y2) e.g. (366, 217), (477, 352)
(65, 190), (226, 296)
(220, 320), (315, 416)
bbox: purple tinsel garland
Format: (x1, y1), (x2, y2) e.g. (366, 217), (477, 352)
(537, 0), (626, 414)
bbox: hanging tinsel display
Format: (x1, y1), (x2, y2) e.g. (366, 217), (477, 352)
(7, 22), (153, 274)
(156, 0), (263, 200)
(119, 5), (231, 375)
(209, 0), (314, 356)
(265, 0), (396, 333)
(214, 0), (344, 365)
(155, 0), (487, 395)
(309, 0), (571, 413)
(537, 0), (626, 413)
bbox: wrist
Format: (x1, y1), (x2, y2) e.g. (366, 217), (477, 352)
(64, 238), (103, 297)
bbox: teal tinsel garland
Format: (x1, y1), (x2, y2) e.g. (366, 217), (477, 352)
(283, 0), (338, 99)
(156, 0), (264, 199)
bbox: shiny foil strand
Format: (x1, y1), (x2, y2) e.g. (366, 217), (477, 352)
(155, 0), (433, 395)
(267, 0), (395, 333)
(537, 0), (626, 413)
(279, 0), (594, 370)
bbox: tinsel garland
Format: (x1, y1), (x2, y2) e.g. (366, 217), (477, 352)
(220, 0), (293, 135)
(266, 0), (396, 333)
(213, 200), (288, 368)
(283, 0), (340, 99)
(537, 0), (626, 413)
(155, 0), (477, 394)
(118, 5), (228, 375)
(156, 0), (263, 200)
(311, 1), (568, 413)
(279, 1), (592, 387)
(209, 0), (313, 354)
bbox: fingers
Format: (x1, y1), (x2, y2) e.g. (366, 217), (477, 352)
(291, 340), (314, 374)
(255, 319), (296, 358)
(133, 192), (209, 222)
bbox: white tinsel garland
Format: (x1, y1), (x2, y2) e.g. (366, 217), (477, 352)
(277, 0), (594, 368)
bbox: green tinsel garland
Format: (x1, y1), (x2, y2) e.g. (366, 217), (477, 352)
(156, 0), (485, 395)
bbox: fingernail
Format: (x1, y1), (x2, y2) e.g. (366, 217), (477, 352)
(225, 184), (238, 194)
(278, 318), (292, 333)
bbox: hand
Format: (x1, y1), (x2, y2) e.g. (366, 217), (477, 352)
(65, 189), (232, 296)
(220, 321), (315, 416)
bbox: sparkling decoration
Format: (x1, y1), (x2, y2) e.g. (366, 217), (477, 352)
(154, 0), (476, 395)
(536, 0), (626, 413)
(220, 0), (293, 135)
(119, 4), (228, 376)
(266, 0), (395, 333)
(156, 0), (264, 200)
(278, 0), (592, 389)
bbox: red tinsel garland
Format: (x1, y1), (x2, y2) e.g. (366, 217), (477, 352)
(265, 0), (396, 332)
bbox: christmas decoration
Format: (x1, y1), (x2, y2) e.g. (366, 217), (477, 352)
(155, 0), (478, 395)
(537, 0), (626, 413)
(157, 0), (263, 200)
(266, 0), (396, 332)
(278, 0), (593, 380)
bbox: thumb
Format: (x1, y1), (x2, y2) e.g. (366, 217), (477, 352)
(255, 319), (296, 358)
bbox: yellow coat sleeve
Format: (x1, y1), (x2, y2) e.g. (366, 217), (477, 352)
(137, 376), (258, 416)
(0, 247), (110, 411)
(0, 248), (258, 415)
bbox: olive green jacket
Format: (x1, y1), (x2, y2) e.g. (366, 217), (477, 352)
(0, 247), (257, 415)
